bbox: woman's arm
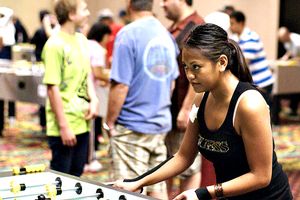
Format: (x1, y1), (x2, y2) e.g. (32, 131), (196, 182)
(207, 90), (273, 199)
(114, 122), (199, 192)
(114, 93), (204, 192)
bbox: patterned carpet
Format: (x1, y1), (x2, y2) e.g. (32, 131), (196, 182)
(0, 102), (299, 199)
(274, 124), (300, 171)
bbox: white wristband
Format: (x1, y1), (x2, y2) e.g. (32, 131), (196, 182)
(189, 104), (199, 123)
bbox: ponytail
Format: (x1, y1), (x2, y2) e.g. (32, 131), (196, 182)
(184, 23), (253, 84)
(227, 39), (253, 83)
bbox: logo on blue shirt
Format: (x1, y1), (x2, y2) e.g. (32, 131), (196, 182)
(143, 37), (175, 81)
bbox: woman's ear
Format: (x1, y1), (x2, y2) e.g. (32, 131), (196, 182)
(218, 54), (228, 72)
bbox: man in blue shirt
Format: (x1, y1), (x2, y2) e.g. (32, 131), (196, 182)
(105, 0), (179, 198)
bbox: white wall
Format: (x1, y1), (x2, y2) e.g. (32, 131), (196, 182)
(88, 0), (280, 59)
(0, 0), (54, 36)
(194, 0), (280, 59)
(0, 0), (280, 59)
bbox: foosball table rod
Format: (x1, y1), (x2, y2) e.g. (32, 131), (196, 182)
(1, 182), (81, 199)
(0, 177), (62, 193)
(36, 188), (104, 200)
(36, 188), (129, 200)
(12, 164), (46, 175)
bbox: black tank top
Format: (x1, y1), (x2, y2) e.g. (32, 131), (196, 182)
(197, 82), (292, 200)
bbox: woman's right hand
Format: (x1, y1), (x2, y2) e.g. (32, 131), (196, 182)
(173, 189), (199, 200)
(113, 180), (142, 193)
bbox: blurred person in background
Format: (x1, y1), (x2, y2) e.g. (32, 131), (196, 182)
(230, 11), (274, 107)
(278, 26), (300, 116)
(84, 22), (111, 172)
(31, 10), (59, 62)
(42, 0), (98, 176)
(118, 9), (131, 25)
(12, 16), (29, 43)
(31, 10), (59, 133)
(278, 27), (300, 60)
(0, 7), (16, 136)
(97, 8), (123, 67)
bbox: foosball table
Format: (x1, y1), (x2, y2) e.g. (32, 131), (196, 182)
(0, 165), (157, 200)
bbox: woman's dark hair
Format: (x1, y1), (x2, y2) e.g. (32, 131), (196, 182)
(87, 22), (111, 43)
(184, 23), (253, 83)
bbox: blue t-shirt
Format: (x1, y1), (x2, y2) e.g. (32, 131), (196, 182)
(231, 28), (274, 88)
(111, 16), (179, 134)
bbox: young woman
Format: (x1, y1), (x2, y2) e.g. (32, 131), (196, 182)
(113, 23), (292, 200)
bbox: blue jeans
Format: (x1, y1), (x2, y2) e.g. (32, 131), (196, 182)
(0, 101), (15, 136)
(48, 132), (89, 177)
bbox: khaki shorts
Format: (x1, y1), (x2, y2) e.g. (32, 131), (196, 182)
(165, 129), (201, 179)
(110, 124), (167, 194)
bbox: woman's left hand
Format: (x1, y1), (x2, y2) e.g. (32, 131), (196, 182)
(173, 189), (198, 200)
(113, 179), (142, 193)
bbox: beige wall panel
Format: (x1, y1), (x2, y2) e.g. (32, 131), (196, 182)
(0, 0), (54, 37)
(0, 0), (279, 59)
(87, 0), (280, 59)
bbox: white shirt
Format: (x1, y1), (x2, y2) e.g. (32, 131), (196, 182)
(284, 32), (300, 57)
(0, 7), (15, 46)
(230, 27), (274, 88)
(88, 39), (108, 117)
(205, 11), (230, 33)
(88, 40), (106, 68)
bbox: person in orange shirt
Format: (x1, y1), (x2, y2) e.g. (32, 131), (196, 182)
(97, 8), (123, 67)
